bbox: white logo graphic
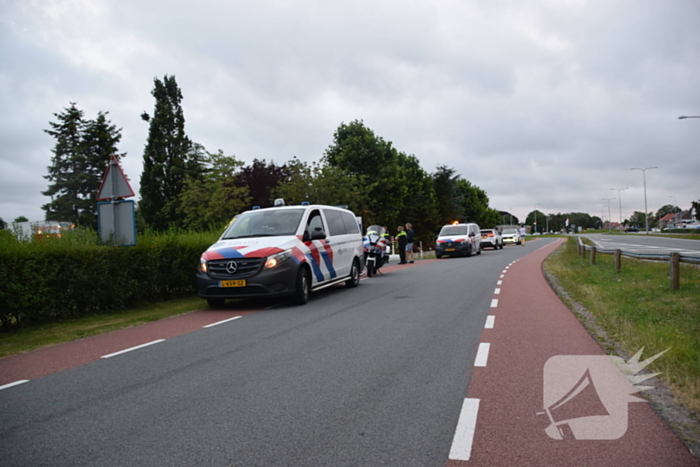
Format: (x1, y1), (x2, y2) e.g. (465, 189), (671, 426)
(541, 348), (668, 440)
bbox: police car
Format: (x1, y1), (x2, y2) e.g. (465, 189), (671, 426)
(435, 222), (482, 258)
(197, 200), (364, 306)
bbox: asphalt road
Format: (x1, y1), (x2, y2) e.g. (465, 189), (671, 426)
(0, 242), (548, 467)
(583, 233), (700, 255)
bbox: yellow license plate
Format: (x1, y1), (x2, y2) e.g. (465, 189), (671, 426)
(446, 248), (455, 251)
(219, 280), (246, 287)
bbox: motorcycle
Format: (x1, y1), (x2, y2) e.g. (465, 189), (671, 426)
(363, 225), (389, 277)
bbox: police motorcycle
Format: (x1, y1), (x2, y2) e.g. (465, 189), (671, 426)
(363, 225), (389, 277)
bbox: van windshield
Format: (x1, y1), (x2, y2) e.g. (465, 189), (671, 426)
(439, 225), (468, 236)
(221, 209), (305, 239)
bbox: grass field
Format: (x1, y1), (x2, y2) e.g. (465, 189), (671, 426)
(543, 237), (700, 414)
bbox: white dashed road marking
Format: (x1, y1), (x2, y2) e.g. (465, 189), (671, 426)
(485, 315), (495, 329)
(101, 339), (166, 359)
(0, 380), (29, 391)
(474, 343), (490, 367)
(203, 316), (242, 328)
(449, 398), (480, 461)
(490, 299), (498, 308)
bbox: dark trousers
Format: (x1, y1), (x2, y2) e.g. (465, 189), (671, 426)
(398, 245), (406, 263)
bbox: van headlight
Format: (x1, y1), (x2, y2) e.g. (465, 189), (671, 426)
(199, 257), (208, 273)
(264, 249), (292, 269)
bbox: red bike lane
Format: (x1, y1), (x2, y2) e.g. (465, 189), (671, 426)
(448, 239), (698, 466)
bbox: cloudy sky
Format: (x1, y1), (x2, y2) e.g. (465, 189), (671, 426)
(2, 0), (699, 226)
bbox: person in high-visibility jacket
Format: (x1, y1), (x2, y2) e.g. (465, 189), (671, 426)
(395, 226), (407, 264)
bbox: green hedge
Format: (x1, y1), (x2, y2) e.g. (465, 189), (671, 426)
(0, 228), (220, 330)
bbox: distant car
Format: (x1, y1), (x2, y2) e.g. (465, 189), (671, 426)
(624, 226), (640, 233)
(480, 229), (503, 249)
(435, 223), (482, 258)
(501, 228), (522, 245)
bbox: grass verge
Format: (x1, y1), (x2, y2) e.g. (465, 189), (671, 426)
(0, 296), (206, 358)
(543, 237), (700, 415)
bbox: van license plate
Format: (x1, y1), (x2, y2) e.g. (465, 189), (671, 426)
(446, 248), (455, 252)
(220, 280), (246, 287)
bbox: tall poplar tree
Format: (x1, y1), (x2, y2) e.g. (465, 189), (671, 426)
(139, 75), (201, 230)
(42, 104), (123, 227)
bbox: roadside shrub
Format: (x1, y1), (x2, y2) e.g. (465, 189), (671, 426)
(0, 227), (221, 330)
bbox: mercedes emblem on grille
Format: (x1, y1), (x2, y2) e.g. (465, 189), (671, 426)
(226, 261), (238, 274)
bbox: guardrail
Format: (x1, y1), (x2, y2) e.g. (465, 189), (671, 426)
(576, 236), (700, 290)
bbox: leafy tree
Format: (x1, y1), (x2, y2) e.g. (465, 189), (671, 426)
(42, 104), (123, 227)
(235, 159), (292, 209)
(431, 165), (463, 226)
(455, 179), (500, 228)
(139, 75), (201, 230)
(629, 211), (656, 229)
(498, 211), (519, 226)
(656, 204), (679, 220)
(324, 120), (405, 225)
(14, 216), (29, 223)
(172, 150), (250, 230)
(273, 157), (372, 217)
(393, 152), (438, 241)
(0, 217), (5, 229)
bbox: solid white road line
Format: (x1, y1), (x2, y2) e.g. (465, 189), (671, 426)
(101, 339), (166, 359)
(490, 299), (498, 308)
(485, 315), (495, 329)
(474, 343), (490, 367)
(0, 380), (30, 391)
(449, 398), (480, 461)
(494, 288), (500, 294)
(203, 316), (242, 328)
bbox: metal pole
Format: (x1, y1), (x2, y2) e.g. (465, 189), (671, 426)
(611, 187), (628, 230)
(631, 167), (657, 234)
(602, 198), (615, 232)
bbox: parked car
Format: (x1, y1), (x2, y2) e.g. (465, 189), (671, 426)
(624, 226), (640, 233)
(196, 201), (364, 307)
(480, 229), (504, 249)
(501, 228), (522, 245)
(435, 223), (482, 258)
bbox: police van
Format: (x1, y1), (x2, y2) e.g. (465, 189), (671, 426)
(435, 222), (482, 258)
(196, 200), (364, 306)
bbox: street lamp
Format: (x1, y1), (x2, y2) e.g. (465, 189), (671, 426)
(678, 116), (700, 119)
(670, 195), (678, 226)
(602, 198), (616, 232)
(535, 203), (541, 233)
(631, 167), (658, 234)
(611, 187), (628, 231)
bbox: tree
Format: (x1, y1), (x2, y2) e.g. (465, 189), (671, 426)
(235, 159), (293, 209)
(42, 104), (123, 227)
(324, 120), (405, 225)
(173, 150), (250, 230)
(14, 216), (29, 223)
(139, 75), (201, 230)
(273, 157), (372, 217)
(431, 165), (463, 226)
(656, 204), (679, 220)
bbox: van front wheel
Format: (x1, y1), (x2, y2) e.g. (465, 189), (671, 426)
(293, 267), (311, 305)
(346, 259), (360, 288)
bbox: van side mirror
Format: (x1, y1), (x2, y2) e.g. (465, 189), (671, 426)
(311, 228), (327, 240)
(469, 232), (475, 237)
(303, 231), (311, 242)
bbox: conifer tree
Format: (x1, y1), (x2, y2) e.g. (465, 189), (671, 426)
(139, 75), (201, 230)
(42, 104), (123, 227)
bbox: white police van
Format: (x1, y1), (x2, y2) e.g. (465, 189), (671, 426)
(196, 200), (364, 306)
(435, 222), (482, 258)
